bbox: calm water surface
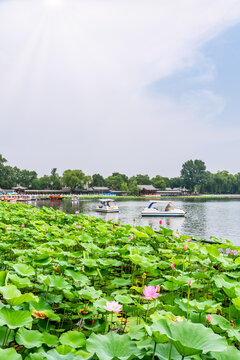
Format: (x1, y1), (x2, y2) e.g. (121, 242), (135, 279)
(36, 199), (240, 245)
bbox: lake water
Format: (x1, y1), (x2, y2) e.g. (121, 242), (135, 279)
(36, 198), (240, 245)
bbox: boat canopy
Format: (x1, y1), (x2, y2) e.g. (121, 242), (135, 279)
(147, 201), (173, 209)
(99, 199), (115, 203)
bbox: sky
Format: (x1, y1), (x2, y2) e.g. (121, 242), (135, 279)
(1, 0), (240, 178)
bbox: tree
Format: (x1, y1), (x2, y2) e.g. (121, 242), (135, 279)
(92, 174), (105, 187)
(180, 159), (207, 192)
(169, 177), (182, 188)
(49, 168), (62, 190)
(133, 174), (151, 185)
(62, 170), (87, 191)
(151, 175), (166, 190)
(127, 180), (139, 196)
(105, 173), (128, 190)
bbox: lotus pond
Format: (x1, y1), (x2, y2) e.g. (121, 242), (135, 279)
(0, 202), (240, 359)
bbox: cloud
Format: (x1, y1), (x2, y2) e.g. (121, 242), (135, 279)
(0, 0), (240, 176)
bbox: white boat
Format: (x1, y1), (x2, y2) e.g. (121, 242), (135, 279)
(72, 196), (80, 202)
(95, 199), (119, 213)
(141, 201), (186, 217)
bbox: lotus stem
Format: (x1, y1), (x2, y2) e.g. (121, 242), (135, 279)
(168, 343), (173, 360)
(2, 327), (8, 348)
(152, 341), (157, 359)
(187, 286), (191, 321)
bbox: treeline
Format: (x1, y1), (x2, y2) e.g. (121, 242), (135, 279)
(1, 155), (240, 194)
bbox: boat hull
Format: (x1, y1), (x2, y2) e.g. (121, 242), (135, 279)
(96, 208), (119, 213)
(141, 213), (185, 217)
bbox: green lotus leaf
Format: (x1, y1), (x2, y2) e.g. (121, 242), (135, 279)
(187, 299), (221, 313)
(9, 292), (39, 306)
(97, 259), (122, 267)
(111, 278), (132, 287)
(210, 346), (240, 359)
(0, 271), (9, 286)
(86, 332), (140, 360)
(13, 264), (35, 276)
(25, 353), (45, 360)
(115, 294), (133, 304)
(48, 275), (71, 290)
(0, 284), (21, 299)
(81, 259), (98, 267)
(42, 331), (59, 347)
(16, 327), (43, 348)
(42, 349), (81, 359)
(151, 319), (227, 357)
(232, 298), (240, 311)
(64, 270), (90, 285)
(0, 326), (15, 346)
(0, 308), (32, 329)
(60, 331), (86, 349)
(79, 286), (102, 300)
(9, 274), (32, 288)
(0, 348), (22, 360)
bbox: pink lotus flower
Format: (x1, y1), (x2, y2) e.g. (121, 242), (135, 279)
(141, 285), (160, 300)
(170, 261), (176, 270)
(104, 301), (122, 314)
(230, 250), (237, 255)
(21, 224), (25, 228)
(73, 223), (76, 225)
(75, 211), (79, 214)
(89, 219), (93, 222)
(206, 314), (211, 323)
(5, 226), (8, 229)
(22, 257), (24, 262)
(76, 225), (82, 229)
(174, 233), (180, 239)
(183, 244), (187, 251)
(129, 236), (133, 240)
(159, 220), (162, 225)
(186, 238), (192, 242)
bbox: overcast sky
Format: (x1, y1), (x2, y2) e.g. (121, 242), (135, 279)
(1, 0), (240, 177)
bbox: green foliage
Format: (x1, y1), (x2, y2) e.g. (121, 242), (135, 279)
(0, 202), (239, 359)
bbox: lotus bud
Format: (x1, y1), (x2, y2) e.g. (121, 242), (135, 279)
(188, 280), (192, 287)
(133, 217), (136, 222)
(22, 257), (24, 262)
(75, 211), (79, 214)
(156, 284), (160, 292)
(21, 224), (25, 228)
(230, 250), (237, 255)
(183, 244), (187, 251)
(159, 220), (162, 225)
(206, 314), (211, 323)
(186, 238), (192, 242)
(174, 233), (180, 238)
(129, 236), (133, 240)
(82, 266), (85, 273)
(142, 273), (146, 279)
(89, 219), (93, 222)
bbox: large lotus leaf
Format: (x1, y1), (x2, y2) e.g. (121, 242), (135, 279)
(210, 314), (232, 332)
(111, 278), (132, 287)
(115, 294), (133, 304)
(65, 270), (90, 285)
(188, 299), (221, 313)
(207, 246), (220, 261)
(0, 308), (32, 329)
(13, 264), (35, 276)
(48, 275), (71, 290)
(0, 271), (9, 286)
(0, 326), (15, 346)
(98, 259), (122, 267)
(232, 298), (240, 311)
(86, 332), (140, 360)
(79, 286), (102, 300)
(155, 343), (182, 360)
(151, 319), (227, 357)
(227, 328), (240, 343)
(81, 259), (98, 267)
(9, 274), (32, 288)
(0, 284), (21, 299)
(42, 349), (82, 360)
(210, 346), (240, 360)
(128, 254), (156, 270)
(0, 348), (22, 360)
(16, 327), (43, 348)
(60, 331), (86, 348)
(9, 293), (39, 306)
(42, 331), (59, 347)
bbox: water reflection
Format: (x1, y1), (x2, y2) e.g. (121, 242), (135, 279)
(35, 198), (240, 245)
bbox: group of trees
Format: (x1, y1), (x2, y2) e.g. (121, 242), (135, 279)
(1, 154), (240, 194)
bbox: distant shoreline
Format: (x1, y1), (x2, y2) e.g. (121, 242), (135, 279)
(62, 194), (240, 201)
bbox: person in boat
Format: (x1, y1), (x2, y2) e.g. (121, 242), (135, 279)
(165, 202), (174, 211)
